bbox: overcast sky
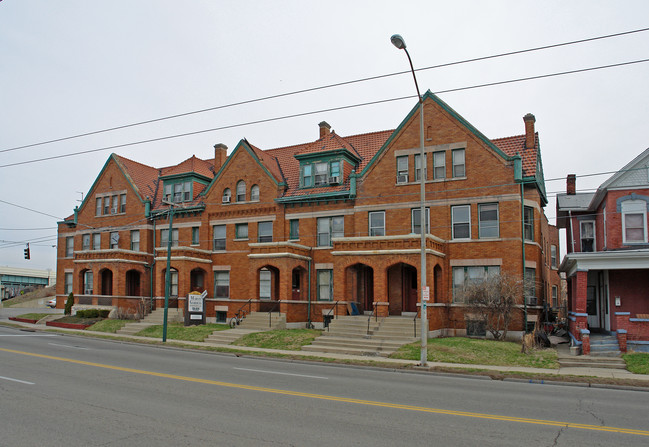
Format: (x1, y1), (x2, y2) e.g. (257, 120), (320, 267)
(1, 0), (648, 273)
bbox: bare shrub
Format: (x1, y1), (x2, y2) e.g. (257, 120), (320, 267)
(461, 273), (523, 341)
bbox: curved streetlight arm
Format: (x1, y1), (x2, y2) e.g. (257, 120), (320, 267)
(402, 48), (423, 103)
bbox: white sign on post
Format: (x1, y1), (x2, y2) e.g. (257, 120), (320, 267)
(422, 286), (430, 301)
(188, 291), (206, 312)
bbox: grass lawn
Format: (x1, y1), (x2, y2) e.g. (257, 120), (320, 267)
(16, 313), (51, 321)
(135, 323), (229, 342)
(623, 352), (649, 374)
(232, 329), (322, 351)
(391, 337), (559, 369)
(88, 319), (128, 333)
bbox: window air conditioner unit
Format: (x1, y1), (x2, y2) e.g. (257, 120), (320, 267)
(84, 289), (93, 295)
(222, 196), (231, 203)
(111, 206), (118, 214)
(397, 174), (408, 184)
(329, 176), (340, 185)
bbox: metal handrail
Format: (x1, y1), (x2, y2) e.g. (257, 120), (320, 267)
(267, 300), (280, 327)
(413, 308), (420, 338)
(325, 300), (340, 332)
(230, 298), (252, 327)
(367, 302), (378, 335)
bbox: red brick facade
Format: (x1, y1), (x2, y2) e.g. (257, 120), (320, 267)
(57, 92), (560, 337)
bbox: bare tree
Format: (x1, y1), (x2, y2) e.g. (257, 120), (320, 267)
(461, 273), (523, 341)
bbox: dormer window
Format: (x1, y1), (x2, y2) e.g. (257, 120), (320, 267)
(300, 160), (343, 188)
(164, 180), (192, 203)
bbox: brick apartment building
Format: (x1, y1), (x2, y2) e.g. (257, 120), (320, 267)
(56, 91), (561, 337)
(557, 148), (649, 353)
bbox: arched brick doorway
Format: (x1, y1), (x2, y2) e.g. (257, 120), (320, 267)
(125, 270), (141, 296)
(100, 269), (113, 296)
(345, 263), (374, 312)
(387, 263), (418, 315)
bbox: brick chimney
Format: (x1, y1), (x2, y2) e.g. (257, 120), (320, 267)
(523, 113), (536, 149)
(213, 143), (228, 172)
(567, 174), (576, 195)
(319, 121), (331, 139)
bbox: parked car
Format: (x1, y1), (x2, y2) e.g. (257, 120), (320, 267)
(46, 297), (56, 308)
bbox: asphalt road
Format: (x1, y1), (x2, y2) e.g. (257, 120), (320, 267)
(1, 325), (648, 447)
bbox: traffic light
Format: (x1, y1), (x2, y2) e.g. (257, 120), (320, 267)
(24, 244), (30, 260)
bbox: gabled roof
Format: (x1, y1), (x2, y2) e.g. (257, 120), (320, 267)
(160, 155), (215, 180)
(491, 134), (539, 178)
(113, 154), (160, 202)
(295, 131), (362, 161)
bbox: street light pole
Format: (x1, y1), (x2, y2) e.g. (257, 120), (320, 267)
(391, 34), (428, 366)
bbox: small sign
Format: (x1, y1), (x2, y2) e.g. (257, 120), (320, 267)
(422, 286), (430, 301)
(185, 291), (206, 326)
(190, 314), (202, 320)
(188, 292), (204, 312)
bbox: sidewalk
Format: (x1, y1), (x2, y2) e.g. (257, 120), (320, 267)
(2, 317), (648, 384)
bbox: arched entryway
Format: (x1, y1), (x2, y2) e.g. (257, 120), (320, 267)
(344, 263), (374, 312)
(258, 266), (280, 312)
(125, 270), (141, 296)
(100, 268), (113, 296)
(387, 263), (418, 315)
(433, 264), (442, 303)
(190, 268), (206, 293)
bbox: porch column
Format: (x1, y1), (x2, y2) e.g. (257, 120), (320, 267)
(373, 267), (389, 318)
(571, 270), (589, 341)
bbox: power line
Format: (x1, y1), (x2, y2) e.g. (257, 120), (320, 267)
(2, 26), (647, 155)
(2, 57), (648, 170)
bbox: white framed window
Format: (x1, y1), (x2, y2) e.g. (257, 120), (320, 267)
(452, 149), (465, 178)
(250, 184), (260, 202)
(414, 154), (426, 181)
(222, 188), (231, 203)
(622, 200), (648, 243)
(259, 269), (271, 300)
(96, 198), (102, 216)
(65, 237), (74, 257)
(120, 194), (126, 213)
(369, 211), (385, 236)
(164, 184), (172, 203)
(580, 221), (595, 252)
(317, 216), (344, 247)
(317, 269), (333, 301)
(452, 205), (471, 239)
(235, 223), (248, 240)
(103, 197), (110, 215)
(524, 206), (534, 241)
(92, 233), (101, 250)
(130, 230), (140, 251)
(524, 268), (537, 305)
(192, 227), (199, 245)
(478, 203), (498, 238)
(214, 271), (230, 298)
(452, 265), (500, 303)
(314, 162), (328, 186)
(433, 151), (445, 179)
(396, 156), (409, 183)
(112, 195), (119, 214)
(551, 285), (558, 308)
(551, 245), (558, 268)
(411, 208), (430, 234)
(330, 161), (341, 183)
(236, 180), (246, 202)
(110, 231), (120, 249)
(213, 225), (226, 250)
(64, 272), (73, 295)
(82, 234), (90, 251)
(258, 221), (273, 242)
(160, 229), (178, 247)
(167, 268), (178, 297)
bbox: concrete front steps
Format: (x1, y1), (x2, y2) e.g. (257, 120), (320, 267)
(302, 315), (418, 357)
(589, 334), (622, 357)
(116, 308), (183, 336)
(204, 312), (285, 345)
(559, 356), (627, 370)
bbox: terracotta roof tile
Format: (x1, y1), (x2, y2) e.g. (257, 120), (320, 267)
(491, 133), (539, 177)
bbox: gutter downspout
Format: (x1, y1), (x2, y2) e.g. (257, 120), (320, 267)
(514, 155), (528, 332)
(307, 258), (312, 328)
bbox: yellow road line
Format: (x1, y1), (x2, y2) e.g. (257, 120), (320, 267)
(2, 347), (647, 437)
